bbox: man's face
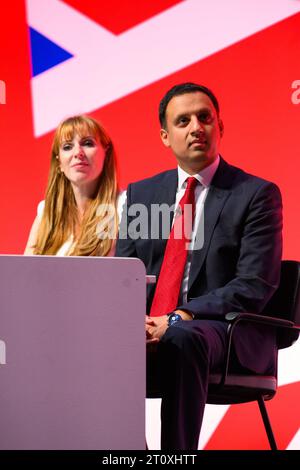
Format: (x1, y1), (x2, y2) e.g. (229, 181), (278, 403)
(160, 91), (224, 174)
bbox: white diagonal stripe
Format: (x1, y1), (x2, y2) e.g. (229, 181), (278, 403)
(286, 427), (300, 450)
(278, 338), (300, 387)
(26, 0), (300, 136)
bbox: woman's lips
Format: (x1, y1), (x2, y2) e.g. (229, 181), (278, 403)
(72, 163), (89, 169)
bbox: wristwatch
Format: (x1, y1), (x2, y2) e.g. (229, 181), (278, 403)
(167, 312), (183, 327)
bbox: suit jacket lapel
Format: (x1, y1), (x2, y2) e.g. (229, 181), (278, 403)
(151, 170), (178, 261)
(155, 169), (178, 213)
(188, 158), (235, 291)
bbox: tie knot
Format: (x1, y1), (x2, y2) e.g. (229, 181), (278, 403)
(185, 177), (198, 191)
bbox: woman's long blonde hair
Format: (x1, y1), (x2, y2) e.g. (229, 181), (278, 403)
(34, 115), (119, 256)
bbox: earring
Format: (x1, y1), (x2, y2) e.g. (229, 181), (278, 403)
(56, 156), (63, 174)
(57, 164), (64, 174)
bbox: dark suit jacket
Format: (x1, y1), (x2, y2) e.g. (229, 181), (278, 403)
(116, 157), (283, 373)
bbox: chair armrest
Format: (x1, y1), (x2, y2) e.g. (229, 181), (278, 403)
(225, 312), (295, 329)
(216, 312), (299, 388)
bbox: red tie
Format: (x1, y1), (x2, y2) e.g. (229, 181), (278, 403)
(150, 177), (198, 317)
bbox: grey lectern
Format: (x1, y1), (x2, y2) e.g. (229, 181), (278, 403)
(0, 255), (146, 450)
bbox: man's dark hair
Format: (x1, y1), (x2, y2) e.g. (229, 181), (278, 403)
(159, 82), (220, 128)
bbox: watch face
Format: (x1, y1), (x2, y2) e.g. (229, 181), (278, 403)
(168, 313), (182, 326)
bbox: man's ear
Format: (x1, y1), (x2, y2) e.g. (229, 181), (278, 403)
(160, 128), (170, 147)
(218, 118), (224, 137)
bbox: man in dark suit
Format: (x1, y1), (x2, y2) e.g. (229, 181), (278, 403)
(116, 82), (282, 450)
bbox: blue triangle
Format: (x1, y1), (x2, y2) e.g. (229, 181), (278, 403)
(29, 27), (74, 77)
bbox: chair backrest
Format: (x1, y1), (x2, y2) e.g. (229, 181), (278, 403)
(262, 260), (300, 348)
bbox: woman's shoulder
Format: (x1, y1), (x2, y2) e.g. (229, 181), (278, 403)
(117, 190), (126, 206)
(37, 200), (45, 219)
(24, 201), (44, 255)
(117, 191), (127, 220)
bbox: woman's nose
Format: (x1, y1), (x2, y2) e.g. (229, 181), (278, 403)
(74, 144), (85, 158)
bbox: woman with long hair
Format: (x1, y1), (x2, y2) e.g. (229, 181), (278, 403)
(25, 115), (121, 256)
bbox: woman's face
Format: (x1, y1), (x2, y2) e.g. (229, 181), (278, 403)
(58, 132), (105, 192)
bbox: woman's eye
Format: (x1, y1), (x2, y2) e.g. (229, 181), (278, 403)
(62, 144), (72, 151)
(83, 140), (95, 147)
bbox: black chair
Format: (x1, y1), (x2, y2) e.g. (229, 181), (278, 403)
(207, 260), (300, 450)
(148, 260), (300, 450)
